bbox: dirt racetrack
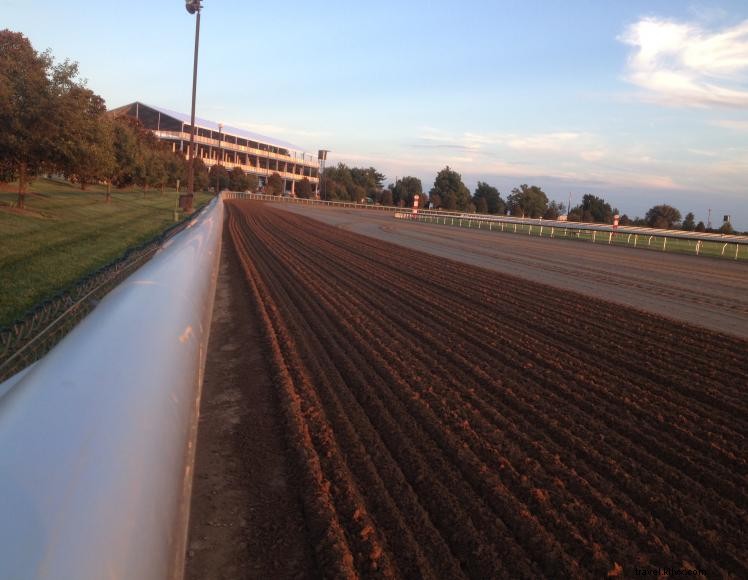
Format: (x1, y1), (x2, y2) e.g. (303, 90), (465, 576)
(276, 204), (748, 339)
(191, 200), (748, 579)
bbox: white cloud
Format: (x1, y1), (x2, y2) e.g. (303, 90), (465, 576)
(416, 129), (599, 157)
(580, 149), (606, 162)
(620, 18), (748, 107)
(712, 119), (748, 131)
(506, 132), (581, 151)
(687, 148), (720, 157)
(235, 121), (329, 140)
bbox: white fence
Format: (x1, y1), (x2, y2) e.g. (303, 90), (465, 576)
(0, 197), (224, 580)
(393, 212), (748, 260)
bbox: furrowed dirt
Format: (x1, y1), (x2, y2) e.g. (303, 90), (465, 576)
(214, 200), (748, 578)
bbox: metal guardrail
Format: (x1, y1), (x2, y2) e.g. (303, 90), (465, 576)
(0, 197), (224, 580)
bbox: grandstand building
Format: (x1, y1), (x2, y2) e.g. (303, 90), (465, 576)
(110, 102), (320, 195)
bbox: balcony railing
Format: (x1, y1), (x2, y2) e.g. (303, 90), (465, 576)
(201, 158), (318, 182)
(153, 130), (319, 167)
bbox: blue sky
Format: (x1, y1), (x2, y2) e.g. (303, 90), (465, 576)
(4, 0), (748, 228)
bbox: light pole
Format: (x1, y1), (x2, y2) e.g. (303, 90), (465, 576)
(185, 0), (202, 212)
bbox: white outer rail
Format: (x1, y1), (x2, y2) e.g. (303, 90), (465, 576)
(0, 197), (224, 580)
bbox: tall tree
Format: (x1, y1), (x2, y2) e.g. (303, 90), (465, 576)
(244, 172), (259, 193)
(430, 166), (471, 211)
(568, 194), (615, 223)
(681, 212), (696, 231)
(69, 114), (116, 193)
(110, 116), (142, 190)
(228, 167), (252, 192)
(0, 30), (58, 208)
(323, 163), (354, 200)
(472, 181), (505, 214)
(351, 166), (385, 196)
(391, 176), (423, 207)
(506, 184), (548, 218)
(163, 149), (186, 191)
(543, 200), (566, 219)
(56, 79), (113, 190)
(322, 163), (387, 202)
(295, 177), (312, 199)
(192, 158), (209, 191)
(266, 172), (283, 195)
(645, 204), (681, 229)
(208, 164), (230, 192)
(142, 147), (167, 193)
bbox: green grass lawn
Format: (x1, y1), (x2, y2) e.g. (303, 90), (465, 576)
(0, 178), (213, 327)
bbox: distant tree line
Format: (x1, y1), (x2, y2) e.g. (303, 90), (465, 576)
(322, 164), (739, 234)
(318, 164), (386, 202)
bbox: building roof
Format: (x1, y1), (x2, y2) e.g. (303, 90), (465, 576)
(127, 102), (308, 154)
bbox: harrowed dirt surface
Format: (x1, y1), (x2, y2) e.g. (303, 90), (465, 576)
(185, 222), (317, 580)
(203, 200), (747, 578)
(274, 203), (748, 339)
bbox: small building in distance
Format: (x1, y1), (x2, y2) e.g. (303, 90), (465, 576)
(110, 102), (320, 195)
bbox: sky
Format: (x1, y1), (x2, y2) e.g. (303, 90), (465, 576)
(3, 0), (748, 228)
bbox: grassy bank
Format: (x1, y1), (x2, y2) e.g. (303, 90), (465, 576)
(0, 178), (212, 326)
